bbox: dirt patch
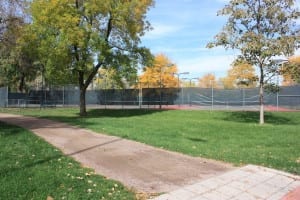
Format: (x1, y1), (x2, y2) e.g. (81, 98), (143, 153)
(0, 113), (234, 194)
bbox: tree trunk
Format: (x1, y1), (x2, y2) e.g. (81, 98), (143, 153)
(79, 87), (87, 116)
(259, 66), (264, 124)
(78, 71), (87, 116)
(77, 62), (102, 116)
(18, 73), (25, 92)
(259, 83), (264, 124)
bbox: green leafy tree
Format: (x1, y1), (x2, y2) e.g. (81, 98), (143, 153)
(208, 0), (299, 124)
(94, 68), (131, 89)
(0, 1), (37, 92)
(28, 0), (153, 115)
(0, 0), (28, 39)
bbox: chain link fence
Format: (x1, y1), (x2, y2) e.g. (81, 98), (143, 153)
(2, 84), (300, 110)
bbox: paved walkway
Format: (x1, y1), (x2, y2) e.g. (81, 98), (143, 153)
(0, 113), (232, 193)
(153, 165), (300, 200)
(0, 113), (299, 200)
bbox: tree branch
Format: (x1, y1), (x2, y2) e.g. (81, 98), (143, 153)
(105, 12), (113, 42)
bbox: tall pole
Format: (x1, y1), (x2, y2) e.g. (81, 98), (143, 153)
(104, 75), (107, 109)
(41, 66), (44, 106)
(148, 78), (150, 109)
(174, 72), (189, 107)
(139, 81), (142, 109)
(178, 75), (180, 106)
(63, 86), (65, 106)
(243, 88), (245, 108)
(182, 77), (198, 106)
(159, 67), (162, 109)
(272, 58), (288, 112)
(276, 73), (279, 112)
(211, 79), (214, 111)
(6, 86), (8, 107)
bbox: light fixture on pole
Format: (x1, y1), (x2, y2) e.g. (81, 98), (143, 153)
(158, 63), (175, 109)
(173, 72), (190, 106)
(182, 77), (199, 87)
(272, 58), (289, 111)
(182, 77), (199, 106)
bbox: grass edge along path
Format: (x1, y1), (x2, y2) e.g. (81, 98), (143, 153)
(1, 108), (300, 176)
(0, 121), (138, 200)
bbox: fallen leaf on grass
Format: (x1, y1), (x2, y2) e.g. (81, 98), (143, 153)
(47, 196), (54, 200)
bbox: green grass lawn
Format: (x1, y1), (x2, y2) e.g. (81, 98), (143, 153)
(0, 121), (135, 200)
(1, 108), (300, 175)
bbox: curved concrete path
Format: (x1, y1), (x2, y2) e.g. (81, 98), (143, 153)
(0, 113), (233, 194)
(1, 113), (299, 199)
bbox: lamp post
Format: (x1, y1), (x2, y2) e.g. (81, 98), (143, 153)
(97, 72), (107, 109)
(41, 65), (46, 106)
(157, 63), (175, 109)
(173, 72), (189, 106)
(138, 81), (142, 109)
(182, 77), (198, 106)
(159, 71), (162, 109)
(104, 74), (107, 109)
(210, 79), (214, 111)
(182, 77), (199, 87)
(272, 58), (289, 111)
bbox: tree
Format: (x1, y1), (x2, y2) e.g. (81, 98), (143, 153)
(94, 68), (127, 89)
(0, 0), (37, 92)
(221, 59), (257, 89)
(0, 0), (28, 40)
(207, 0), (299, 124)
(28, 0), (153, 116)
(282, 55), (300, 84)
(0, 16), (24, 90)
(198, 73), (218, 88)
(139, 54), (178, 88)
(281, 73), (296, 86)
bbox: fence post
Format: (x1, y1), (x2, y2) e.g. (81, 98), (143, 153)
(276, 90), (279, 112)
(139, 82), (142, 109)
(211, 80), (214, 111)
(104, 88), (107, 109)
(181, 86), (184, 106)
(188, 91), (191, 106)
(243, 88), (245, 108)
(6, 86), (8, 107)
(122, 88), (124, 109)
(62, 86), (65, 106)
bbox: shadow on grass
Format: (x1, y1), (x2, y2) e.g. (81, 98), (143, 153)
(221, 111), (297, 125)
(186, 137), (207, 143)
(84, 109), (166, 118)
(29, 109), (168, 129)
(0, 137), (122, 176)
(0, 122), (24, 137)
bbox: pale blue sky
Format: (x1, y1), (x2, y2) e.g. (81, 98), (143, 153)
(141, 0), (300, 79)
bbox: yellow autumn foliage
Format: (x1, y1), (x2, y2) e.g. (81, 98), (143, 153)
(198, 73), (218, 88)
(282, 55), (300, 85)
(221, 60), (257, 89)
(139, 54), (178, 88)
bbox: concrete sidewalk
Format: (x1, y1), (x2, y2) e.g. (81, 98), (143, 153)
(153, 165), (300, 200)
(0, 113), (232, 194)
